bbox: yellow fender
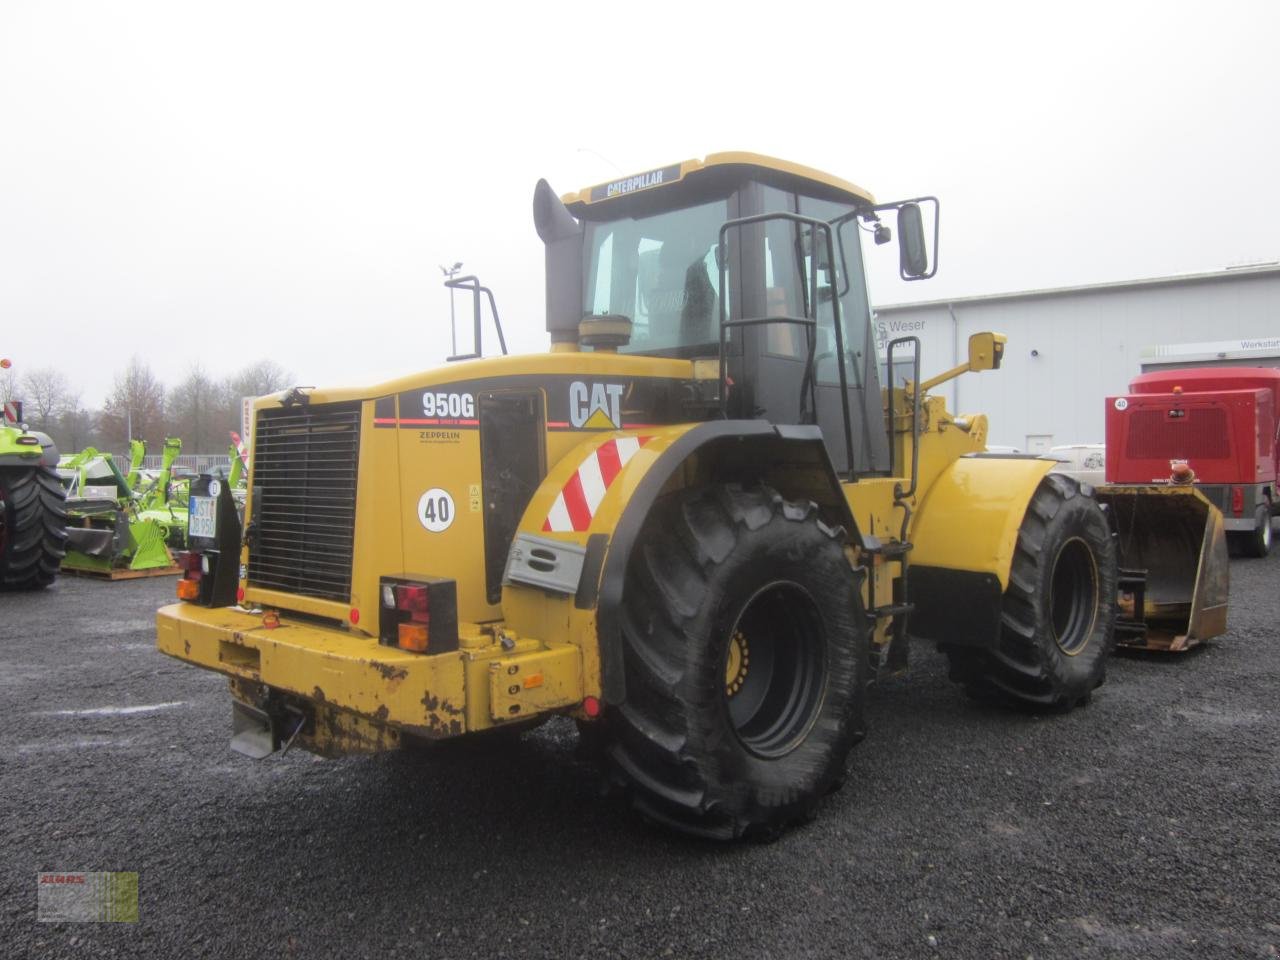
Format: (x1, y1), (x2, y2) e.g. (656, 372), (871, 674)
(911, 456), (1057, 588)
(907, 456), (1055, 647)
(503, 421), (860, 703)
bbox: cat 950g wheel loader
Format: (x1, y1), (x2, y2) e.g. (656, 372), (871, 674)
(157, 153), (1228, 839)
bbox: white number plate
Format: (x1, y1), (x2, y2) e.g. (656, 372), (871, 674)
(189, 496), (217, 539)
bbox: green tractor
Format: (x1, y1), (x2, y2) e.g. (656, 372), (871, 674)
(0, 378), (68, 589)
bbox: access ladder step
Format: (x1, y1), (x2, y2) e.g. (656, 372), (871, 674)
(871, 602), (915, 620)
(861, 535), (913, 560)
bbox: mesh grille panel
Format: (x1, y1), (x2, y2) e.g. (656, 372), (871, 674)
(248, 402), (361, 602)
(1127, 407), (1229, 460)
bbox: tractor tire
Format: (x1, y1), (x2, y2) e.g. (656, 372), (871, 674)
(0, 466), (69, 590)
(1234, 503), (1272, 559)
(605, 483), (867, 841)
(943, 473), (1117, 712)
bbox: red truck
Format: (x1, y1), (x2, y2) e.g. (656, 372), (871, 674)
(1106, 366), (1280, 557)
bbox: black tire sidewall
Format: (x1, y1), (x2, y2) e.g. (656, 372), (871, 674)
(1021, 488), (1116, 701)
(674, 508), (866, 823)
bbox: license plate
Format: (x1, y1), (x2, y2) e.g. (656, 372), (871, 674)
(188, 496), (216, 539)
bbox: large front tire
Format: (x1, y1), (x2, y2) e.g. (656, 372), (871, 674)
(604, 484), (868, 840)
(943, 474), (1117, 712)
(0, 466), (69, 590)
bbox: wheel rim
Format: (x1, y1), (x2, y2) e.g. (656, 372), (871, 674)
(1050, 537), (1099, 656)
(723, 582), (826, 758)
(1263, 513), (1272, 550)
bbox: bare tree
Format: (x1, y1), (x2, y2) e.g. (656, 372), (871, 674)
(227, 359), (293, 401)
(169, 365), (220, 454)
(219, 359), (294, 441)
(20, 367), (69, 432)
(99, 357), (167, 448)
(57, 391), (98, 452)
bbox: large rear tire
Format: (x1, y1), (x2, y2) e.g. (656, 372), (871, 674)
(0, 466), (69, 590)
(604, 484), (867, 840)
(943, 474), (1116, 712)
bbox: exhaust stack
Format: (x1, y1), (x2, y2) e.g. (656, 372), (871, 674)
(532, 179), (584, 346)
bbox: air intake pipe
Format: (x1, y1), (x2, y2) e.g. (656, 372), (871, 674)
(532, 179), (584, 346)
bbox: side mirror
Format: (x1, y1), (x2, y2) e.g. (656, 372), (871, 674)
(897, 203), (928, 278)
(967, 332), (1007, 372)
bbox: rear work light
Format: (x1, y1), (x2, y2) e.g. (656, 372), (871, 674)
(378, 575), (458, 654)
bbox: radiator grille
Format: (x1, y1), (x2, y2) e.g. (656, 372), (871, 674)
(248, 402), (361, 602)
(1126, 407), (1229, 460)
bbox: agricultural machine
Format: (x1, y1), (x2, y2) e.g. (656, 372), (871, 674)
(157, 153), (1229, 838)
(58, 440), (181, 575)
(0, 363), (67, 589)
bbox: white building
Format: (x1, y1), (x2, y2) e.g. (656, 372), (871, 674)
(872, 264), (1280, 452)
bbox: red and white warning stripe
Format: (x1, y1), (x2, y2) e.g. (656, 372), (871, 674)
(543, 436), (651, 533)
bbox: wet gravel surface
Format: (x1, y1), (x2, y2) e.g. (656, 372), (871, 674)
(2, 551), (1278, 960)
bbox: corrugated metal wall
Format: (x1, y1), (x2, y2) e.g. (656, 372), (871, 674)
(873, 267), (1280, 450)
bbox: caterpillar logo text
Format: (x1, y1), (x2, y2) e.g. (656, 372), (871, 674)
(569, 381), (624, 429)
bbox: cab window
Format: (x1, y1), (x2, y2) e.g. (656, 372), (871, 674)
(584, 198), (729, 355)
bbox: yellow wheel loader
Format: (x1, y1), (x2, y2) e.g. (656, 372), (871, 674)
(157, 153), (1228, 839)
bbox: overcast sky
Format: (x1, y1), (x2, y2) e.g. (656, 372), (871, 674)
(2, 1), (1276, 407)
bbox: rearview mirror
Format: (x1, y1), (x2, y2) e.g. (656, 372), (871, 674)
(898, 203), (928, 278)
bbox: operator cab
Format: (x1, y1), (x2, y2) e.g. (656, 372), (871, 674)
(535, 152), (937, 476)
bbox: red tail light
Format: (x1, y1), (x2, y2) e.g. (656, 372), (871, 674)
(394, 584), (430, 619)
(379, 576), (458, 654)
(1232, 486), (1244, 516)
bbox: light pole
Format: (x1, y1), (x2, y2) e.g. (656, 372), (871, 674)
(440, 261), (463, 355)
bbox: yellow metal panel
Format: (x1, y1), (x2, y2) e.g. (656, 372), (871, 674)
(559, 152), (875, 208)
(156, 602), (467, 739)
(842, 476), (906, 638)
(910, 457), (1056, 589)
(499, 424), (701, 701)
(240, 587), (352, 625)
(519, 424), (695, 547)
(350, 398), (404, 630)
(394, 407), (492, 622)
(248, 353), (695, 409)
(488, 646), (582, 723)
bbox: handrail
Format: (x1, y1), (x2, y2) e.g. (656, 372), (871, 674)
(885, 335), (922, 501)
(444, 276), (508, 361)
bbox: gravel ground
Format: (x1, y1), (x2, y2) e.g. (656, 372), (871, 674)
(2, 550), (1277, 960)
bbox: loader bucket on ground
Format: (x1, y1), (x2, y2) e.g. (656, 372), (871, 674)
(1094, 484), (1229, 652)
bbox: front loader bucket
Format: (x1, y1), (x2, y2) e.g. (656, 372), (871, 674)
(1095, 485), (1229, 652)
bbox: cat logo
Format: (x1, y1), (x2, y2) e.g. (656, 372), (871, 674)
(569, 381), (624, 429)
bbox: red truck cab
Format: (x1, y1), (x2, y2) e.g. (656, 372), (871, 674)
(1106, 366), (1280, 557)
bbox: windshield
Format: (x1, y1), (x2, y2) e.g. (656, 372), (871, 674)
(583, 197), (729, 355)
